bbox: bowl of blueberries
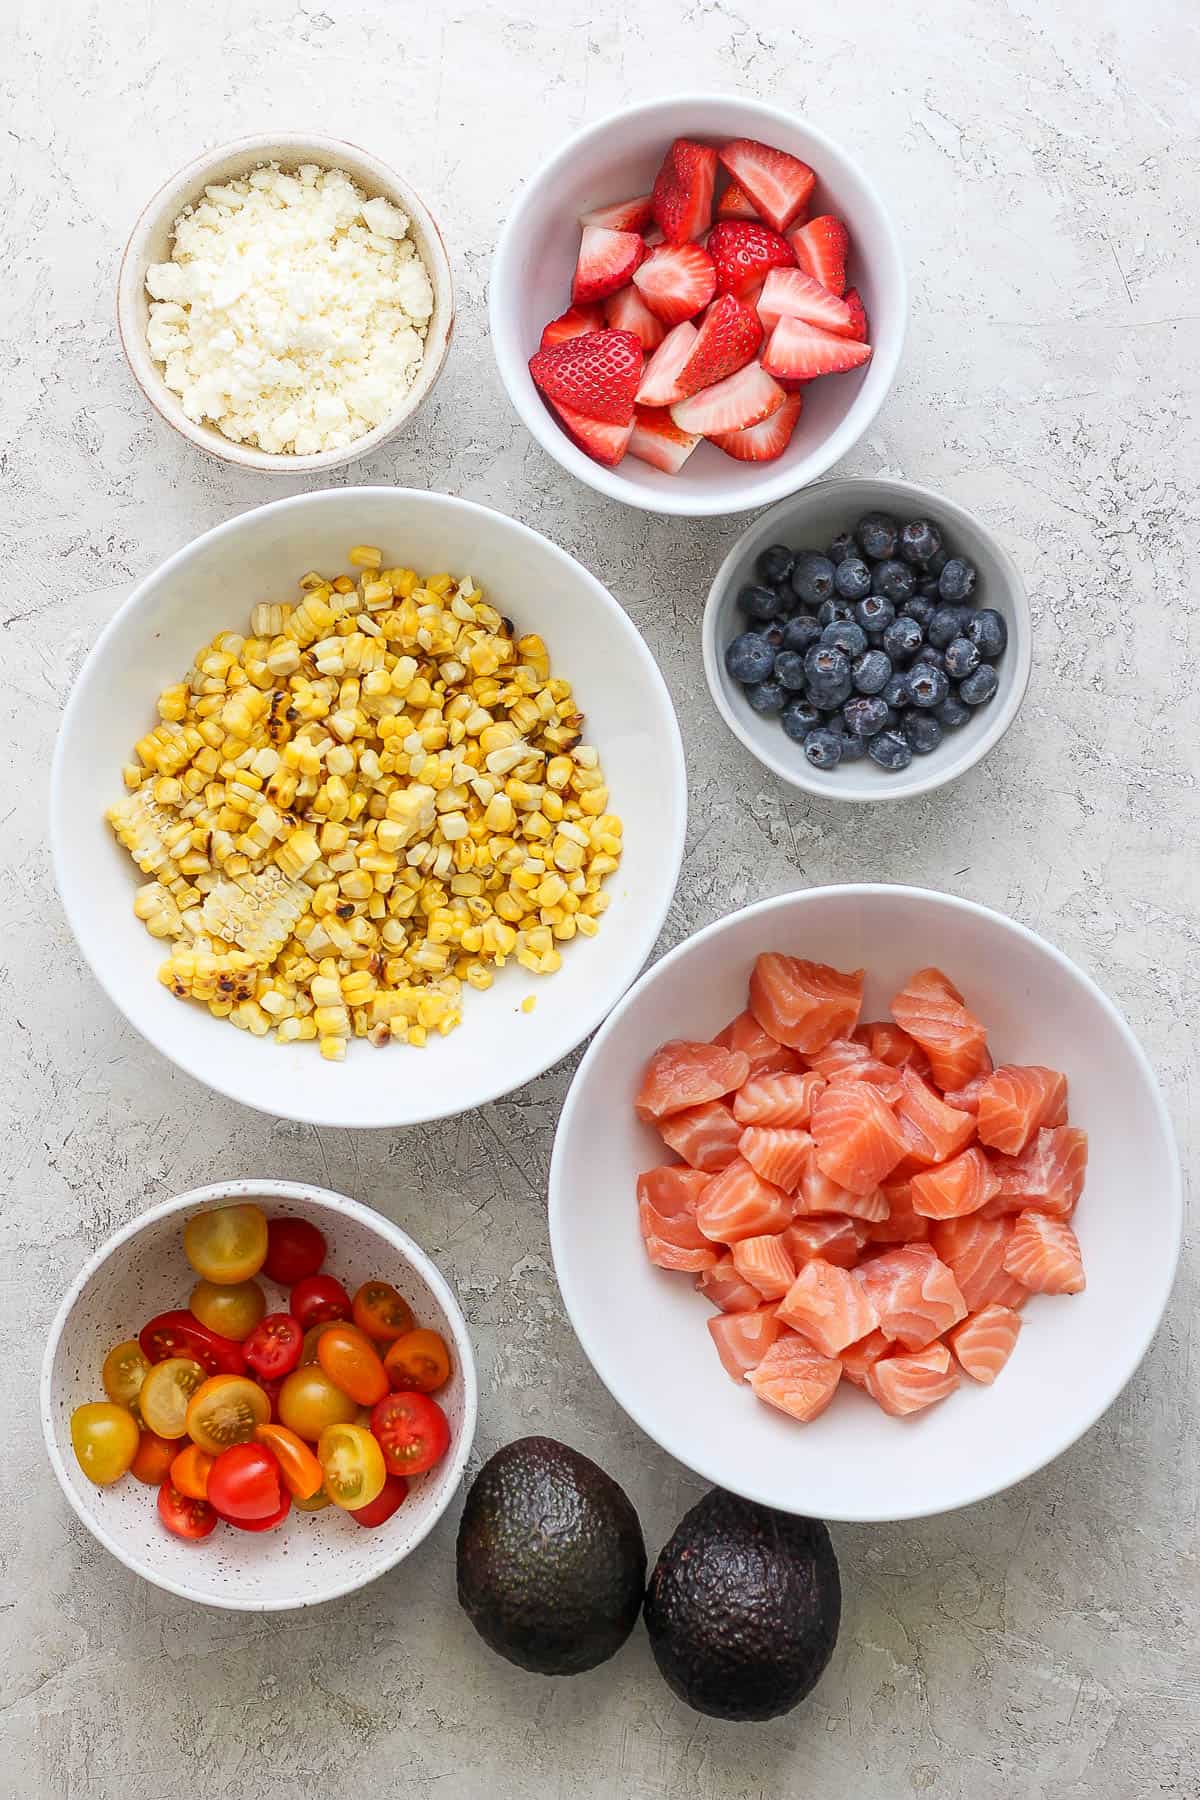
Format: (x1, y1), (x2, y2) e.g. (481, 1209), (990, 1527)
(702, 477), (1031, 801)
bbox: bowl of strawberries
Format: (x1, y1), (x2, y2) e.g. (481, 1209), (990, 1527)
(490, 95), (906, 515)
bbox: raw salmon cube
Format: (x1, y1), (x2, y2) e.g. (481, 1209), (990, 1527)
(948, 1305), (1022, 1384)
(810, 1079), (909, 1194)
(931, 1214), (1026, 1311)
(695, 1253), (762, 1313)
(733, 1069), (825, 1126)
(857, 1243), (966, 1349)
(865, 1342), (959, 1416)
(985, 1127), (1087, 1219)
(635, 1039), (750, 1121)
(695, 1156), (794, 1244)
(889, 967), (989, 1091)
(636, 1165), (710, 1215)
(777, 1257), (879, 1356)
(732, 1233), (797, 1300)
(865, 1179), (931, 1245)
(748, 953), (865, 1054)
(840, 1327), (892, 1387)
(892, 1067), (976, 1168)
(713, 1009), (802, 1076)
(854, 1020), (929, 1072)
(708, 1305), (781, 1380)
(1003, 1211), (1086, 1294)
(977, 1065), (1068, 1156)
(638, 1195), (719, 1272)
(658, 1099), (742, 1171)
(804, 1037), (903, 1100)
(783, 1215), (866, 1270)
(737, 1125), (812, 1192)
(910, 1145), (1001, 1220)
(749, 1333), (842, 1422)
(942, 1070), (991, 1114)
(796, 1159), (889, 1222)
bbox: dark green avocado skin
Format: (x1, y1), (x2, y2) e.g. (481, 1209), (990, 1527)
(644, 1488), (841, 1721)
(456, 1435), (646, 1676)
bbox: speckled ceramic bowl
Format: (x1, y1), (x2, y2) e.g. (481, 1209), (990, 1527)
(41, 1180), (477, 1610)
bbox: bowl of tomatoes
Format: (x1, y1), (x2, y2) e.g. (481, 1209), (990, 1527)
(41, 1180), (477, 1609)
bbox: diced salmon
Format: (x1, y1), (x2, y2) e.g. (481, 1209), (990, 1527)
(865, 1342), (959, 1416)
(708, 1306), (781, 1381)
(854, 1020), (930, 1072)
(658, 1099), (743, 1172)
(713, 1009), (803, 1077)
(777, 1257), (879, 1356)
(783, 1215), (866, 1270)
(737, 1125), (812, 1193)
(636, 1164), (710, 1215)
(748, 954), (865, 1054)
(638, 1191), (719, 1272)
(805, 1037), (903, 1100)
(892, 1067), (976, 1169)
(733, 1070), (825, 1126)
(796, 1160), (889, 1222)
(1003, 1211), (1086, 1294)
(696, 1253), (761, 1313)
(635, 1040), (751, 1122)
(840, 1327), (892, 1387)
(985, 1127), (1088, 1220)
(890, 967), (989, 1091)
(696, 1156), (794, 1244)
(857, 1243), (966, 1349)
(865, 1179), (931, 1245)
(810, 1080), (909, 1194)
(732, 1233), (797, 1300)
(948, 1305), (1022, 1384)
(931, 1214), (1026, 1311)
(749, 1333), (842, 1422)
(910, 1145), (1001, 1220)
(942, 1069), (992, 1114)
(977, 1065), (1069, 1156)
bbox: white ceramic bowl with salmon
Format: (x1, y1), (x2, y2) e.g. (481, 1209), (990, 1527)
(490, 95), (906, 516)
(548, 887), (1181, 1522)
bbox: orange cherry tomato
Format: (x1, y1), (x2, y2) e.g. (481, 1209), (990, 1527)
(170, 1443), (214, 1500)
(189, 1278), (266, 1342)
(383, 1328), (452, 1394)
(185, 1374), (271, 1456)
(130, 1430), (177, 1486)
(316, 1324), (389, 1407)
(254, 1423), (324, 1500)
(351, 1281), (414, 1344)
(276, 1365), (358, 1441)
(183, 1204), (268, 1285)
(317, 1422), (387, 1511)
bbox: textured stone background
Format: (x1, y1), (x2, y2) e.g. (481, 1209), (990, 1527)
(2, 0), (1197, 1794)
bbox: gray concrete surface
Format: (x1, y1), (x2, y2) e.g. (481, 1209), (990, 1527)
(2, 1), (1196, 1794)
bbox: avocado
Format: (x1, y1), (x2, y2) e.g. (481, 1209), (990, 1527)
(644, 1488), (840, 1721)
(456, 1435), (646, 1676)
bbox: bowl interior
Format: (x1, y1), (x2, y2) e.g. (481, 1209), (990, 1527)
(44, 1185), (475, 1608)
(549, 888), (1179, 1521)
(52, 488), (685, 1127)
(704, 479), (1031, 801)
(491, 97), (904, 514)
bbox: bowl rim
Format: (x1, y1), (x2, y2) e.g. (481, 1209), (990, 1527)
(49, 486), (688, 1128)
(702, 477), (1034, 802)
(116, 132), (456, 474)
(40, 1178), (480, 1610)
(489, 92), (907, 518)
(548, 883), (1183, 1521)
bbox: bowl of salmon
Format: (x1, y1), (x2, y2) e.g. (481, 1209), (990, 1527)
(548, 886), (1181, 1521)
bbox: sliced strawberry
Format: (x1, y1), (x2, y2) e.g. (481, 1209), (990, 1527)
(628, 405), (702, 475)
(710, 390), (803, 462)
(787, 216), (850, 296)
(761, 314), (872, 380)
(642, 224), (665, 247)
(706, 221), (795, 300)
(632, 242), (716, 324)
(674, 294), (763, 399)
(580, 193), (653, 233)
(549, 397), (634, 467)
(635, 320), (699, 406)
(651, 138), (718, 245)
(718, 139), (816, 235)
(539, 303), (605, 349)
(842, 286), (869, 343)
(757, 267), (853, 335)
(716, 181), (759, 222)
(670, 361), (786, 436)
(604, 284), (667, 352)
(571, 226), (646, 305)
(528, 329), (643, 424)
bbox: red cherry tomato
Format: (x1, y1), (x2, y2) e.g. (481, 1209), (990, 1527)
(264, 1217), (327, 1287)
(207, 1443), (287, 1522)
(140, 1310), (246, 1377)
(157, 1478), (217, 1540)
(243, 1312), (304, 1381)
(130, 1430), (177, 1486)
(290, 1274), (351, 1331)
(369, 1391), (451, 1476)
(223, 1488), (292, 1532)
(348, 1471), (409, 1528)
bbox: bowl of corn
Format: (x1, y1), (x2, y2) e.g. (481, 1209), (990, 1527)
(51, 489), (687, 1127)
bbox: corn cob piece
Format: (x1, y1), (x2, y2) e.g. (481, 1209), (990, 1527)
(158, 949), (261, 1004)
(200, 867), (312, 961)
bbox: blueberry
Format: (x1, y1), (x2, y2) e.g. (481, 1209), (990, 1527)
(762, 625), (785, 650)
(791, 552), (837, 605)
(803, 643), (853, 709)
(822, 619), (868, 659)
(926, 548), (948, 578)
(928, 605), (968, 650)
(844, 694), (891, 737)
(902, 595), (936, 630)
(855, 512), (900, 560)
(965, 608), (1007, 658)
(938, 557), (977, 603)
(852, 648), (892, 695)
(725, 632), (777, 684)
(804, 727), (843, 771)
(738, 582), (786, 622)
(817, 597), (855, 627)
(871, 558), (917, 604)
(746, 678), (787, 715)
(837, 728), (867, 761)
(828, 531), (856, 565)
(855, 593), (895, 635)
(936, 692), (971, 729)
(773, 650), (808, 690)
(911, 644), (946, 671)
(834, 556), (872, 601)
(781, 613), (823, 654)
(907, 662), (950, 708)
(868, 729), (913, 772)
(883, 615), (923, 663)
(756, 544), (795, 586)
(781, 699), (822, 741)
(959, 663), (1000, 706)
(944, 635), (981, 680)
(883, 670), (911, 708)
(902, 711), (943, 754)
(898, 519), (943, 567)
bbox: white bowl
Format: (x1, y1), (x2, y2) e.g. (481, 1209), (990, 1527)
(549, 886), (1181, 1522)
(703, 478), (1032, 802)
(50, 488), (687, 1128)
(117, 134), (455, 473)
(40, 1180), (477, 1610)
(490, 94), (906, 517)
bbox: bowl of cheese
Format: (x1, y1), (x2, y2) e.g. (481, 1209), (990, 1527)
(117, 134), (455, 472)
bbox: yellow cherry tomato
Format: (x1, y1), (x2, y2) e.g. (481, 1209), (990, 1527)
(189, 1278), (266, 1342)
(292, 1485), (332, 1512)
(183, 1204), (268, 1285)
(300, 1321), (341, 1365)
(101, 1339), (151, 1415)
(185, 1374), (271, 1456)
(277, 1366), (358, 1442)
(317, 1422), (387, 1511)
(139, 1357), (206, 1439)
(70, 1402), (140, 1485)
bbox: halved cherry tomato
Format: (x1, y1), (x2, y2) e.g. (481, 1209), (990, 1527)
(170, 1443), (214, 1500)
(290, 1274), (351, 1330)
(140, 1358), (206, 1439)
(139, 1310), (246, 1377)
(276, 1366), (358, 1441)
(183, 1204), (268, 1285)
(224, 1489), (291, 1532)
(370, 1391), (451, 1476)
(208, 1443), (286, 1522)
(317, 1422), (387, 1511)
(185, 1374), (271, 1456)
(351, 1281), (414, 1344)
(316, 1324), (389, 1407)
(102, 1339), (151, 1413)
(264, 1216), (327, 1286)
(348, 1472), (409, 1528)
(70, 1402), (140, 1485)
(254, 1423), (323, 1500)
(243, 1312), (303, 1381)
(293, 1486), (332, 1512)
(189, 1278), (266, 1342)
(157, 1478), (217, 1540)
(383, 1328), (452, 1394)
(130, 1429), (177, 1486)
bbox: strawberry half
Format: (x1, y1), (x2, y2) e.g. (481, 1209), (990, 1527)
(632, 242), (716, 324)
(539, 303), (605, 349)
(787, 216), (850, 296)
(760, 314), (872, 380)
(635, 320), (699, 406)
(580, 193), (653, 233)
(549, 398), (635, 467)
(707, 221), (795, 300)
(718, 138), (816, 235)
(670, 361), (786, 436)
(710, 390), (803, 462)
(628, 405), (702, 475)
(651, 138), (718, 245)
(843, 287), (869, 343)
(571, 226), (646, 305)
(716, 181), (759, 222)
(604, 284), (667, 352)
(673, 294), (763, 400)
(528, 329), (643, 424)
(757, 268), (854, 335)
